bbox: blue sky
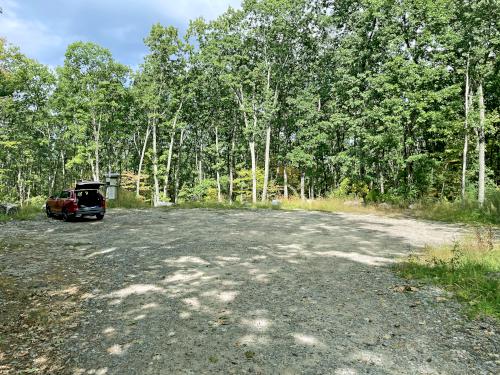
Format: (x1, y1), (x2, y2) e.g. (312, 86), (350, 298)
(0, 0), (241, 68)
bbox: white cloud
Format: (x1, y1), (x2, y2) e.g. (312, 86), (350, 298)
(151, 0), (241, 21)
(0, 0), (242, 66)
(0, 0), (69, 64)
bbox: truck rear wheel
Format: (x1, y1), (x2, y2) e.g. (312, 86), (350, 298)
(96, 213), (104, 220)
(62, 208), (71, 222)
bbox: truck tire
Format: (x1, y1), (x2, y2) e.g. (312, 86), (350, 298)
(62, 208), (71, 222)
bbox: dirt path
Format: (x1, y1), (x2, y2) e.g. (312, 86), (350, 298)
(0, 209), (498, 374)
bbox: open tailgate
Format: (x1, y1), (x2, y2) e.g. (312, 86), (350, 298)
(75, 181), (105, 190)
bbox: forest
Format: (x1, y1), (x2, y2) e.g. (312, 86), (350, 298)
(1, 0), (499, 211)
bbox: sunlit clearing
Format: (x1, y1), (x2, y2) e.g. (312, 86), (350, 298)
(107, 344), (130, 356)
(251, 255), (267, 261)
(179, 311), (191, 319)
(86, 247), (118, 258)
(163, 270), (204, 284)
(254, 274), (270, 283)
(49, 285), (79, 297)
(335, 368), (358, 375)
(351, 350), (384, 366)
(103, 327), (116, 335)
(315, 250), (395, 266)
(34, 355), (48, 365)
(292, 333), (326, 348)
(164, 256), (210, 266)
(183, 297), (201, 310)
(215, 256), (240, 262)
(80, 292), (95, 300)
(238, 334), (269, 346)
(105, 284), (165, 299)
(241, 318), (271, 332)
(201, 290), (239, 302)
(141, 302), (159, 310)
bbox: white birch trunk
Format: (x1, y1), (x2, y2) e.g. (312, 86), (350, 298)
(174, 128), (185, 203)
(152, 119), (160, 206)
(300, 172), (305, 201)
(461, 55), (470, 201)
(477, 83), (486, 207)
(283, 166), (289, 199)
(164, 130), (175, 198)
(229, 133), (235, 204)
(136, 125), (151, 197)
(262, 125), (271, 202)
(215, 126), (222, 202)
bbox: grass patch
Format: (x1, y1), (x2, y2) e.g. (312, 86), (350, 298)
(396, 227), (499, 320)
(169, 200), (277, 211)
(414, 197), (499, 225)
(280, 197), (401, 215)
(0, 204), (42, 223)
(171, 196), (499, 226)
(106, 189), (150, 209)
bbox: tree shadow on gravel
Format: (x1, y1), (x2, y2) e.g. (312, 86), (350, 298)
(2, 209), (493, 374)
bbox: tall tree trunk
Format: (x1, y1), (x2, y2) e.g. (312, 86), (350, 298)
(262, 81), (278, 202)
(164, 102), (182, 197)
(477, 83), (486, 207)
(163, 130), (175, 198)
(17, 169), (24, 205)
(250, 140), (257, 204)
(300, 172), (305, 201)
(461, 55), (470, 201)
(174, 128), (185, 204)
(379, 169), (385, 195)
(215, 126), (222, 202)
(262, 125), (271, 202)
(235, 86), (257, 204)
(61, 151), (66, 188)
(229, 130), (235, 204)
(283, 166), (289, 199)
(92, 116), (101, 181)
(151, 119), (160, 206)
(136, 125), (151, 197)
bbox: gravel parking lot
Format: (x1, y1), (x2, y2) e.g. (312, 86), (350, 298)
(0, 208), (498, 374)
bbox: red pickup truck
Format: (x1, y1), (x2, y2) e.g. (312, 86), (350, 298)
(46, 181), (106, 221)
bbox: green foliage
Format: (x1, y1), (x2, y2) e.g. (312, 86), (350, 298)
(106, 189), (149, 209)
(0, 204), (41, 223)
(415, 191), (500, 225)
(396, 229), (500, 320)
(178, 179), (218, 202)
(1, 0), (499, 216)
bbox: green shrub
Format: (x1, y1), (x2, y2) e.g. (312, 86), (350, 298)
(178, 179), (218, 202)
(396, 227), (499, 320)
(106, 189), (149, 209)
(0, 204), (42, 222)
(415, 190), (500, 225)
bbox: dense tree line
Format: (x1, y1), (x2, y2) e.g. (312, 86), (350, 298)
(1, 0), (499, 207)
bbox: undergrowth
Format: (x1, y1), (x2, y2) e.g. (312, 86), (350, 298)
(0, 204), (41, 223)
(106, 189), (149, 209)
(396, 227), (499, 320)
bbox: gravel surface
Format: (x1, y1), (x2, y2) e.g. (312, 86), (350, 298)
(0, 208), (498, 374)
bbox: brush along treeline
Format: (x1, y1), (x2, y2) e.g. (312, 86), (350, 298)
(1, 0), (499, 216)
